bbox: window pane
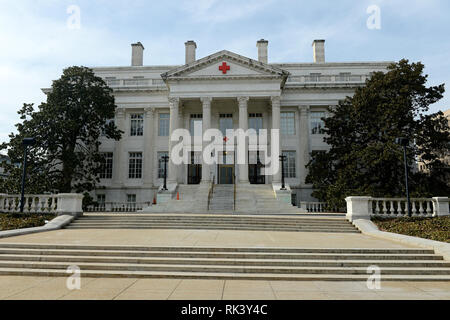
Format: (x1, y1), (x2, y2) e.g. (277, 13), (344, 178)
(310, 112), (326, 135)
(282, 151), (296, 178)
(130, 114), (144, 136)
(281, 112), (295, 135)
(158, 152), (169, 178)
(100, 153), (113, 179)
(190, 114), (203, 136)
(128, 152), (143, 179)
(219, 114), (233, 136)
(159, 113), (170, 136)
(249, 113), (262, 134)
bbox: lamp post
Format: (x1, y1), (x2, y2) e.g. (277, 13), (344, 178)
(395, 137), (411, 217)
(161, 155), (169, 191)
(20, 137), (36, 213)
(279, 155), (287, 190)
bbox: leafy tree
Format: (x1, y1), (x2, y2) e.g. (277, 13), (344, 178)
(0, 66), (122, 194)
(306, 59), (450, 209)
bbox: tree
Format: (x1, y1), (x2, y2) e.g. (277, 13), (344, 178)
(0, 66), (122, 194)
(306, 59), (450, 209)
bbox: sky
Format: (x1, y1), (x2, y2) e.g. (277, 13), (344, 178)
(0, 0), (449, 144)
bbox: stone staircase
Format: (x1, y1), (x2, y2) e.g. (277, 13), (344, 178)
(236, 184), (304, 214)
(140, 184), (210, 213)
(0, 243), (449, 281)
(65, 214), (358, 233)
(209, 185), (234, 212)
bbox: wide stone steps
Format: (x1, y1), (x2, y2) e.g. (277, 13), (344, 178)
(0, 244), (448, 281)
(65, 214), (358, 233)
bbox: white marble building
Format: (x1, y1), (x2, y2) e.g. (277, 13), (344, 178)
(90, 39), (391, 207)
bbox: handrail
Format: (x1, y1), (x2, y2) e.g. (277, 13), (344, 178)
(233, 175), (236, 211)
(207, 175), (215, 211)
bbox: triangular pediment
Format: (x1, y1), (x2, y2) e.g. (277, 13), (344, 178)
(161, 50), (289, 80)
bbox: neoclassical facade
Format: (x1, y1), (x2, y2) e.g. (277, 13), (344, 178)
(90, 39), (391, 206)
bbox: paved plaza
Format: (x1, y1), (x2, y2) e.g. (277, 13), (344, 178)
(0, 227), (448, 299)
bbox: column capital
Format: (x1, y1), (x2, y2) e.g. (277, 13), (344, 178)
(115, 107), (126, 118)
(200, 97), (212, 106)
(298, 105), (310, 114)
(144, 107), (155, 117)
(270, 96), (281, 107)
(169, 97), (180, 107)
(237, 96), (250, 106)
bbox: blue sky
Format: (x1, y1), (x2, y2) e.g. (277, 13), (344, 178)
(0, 0), (449, 144)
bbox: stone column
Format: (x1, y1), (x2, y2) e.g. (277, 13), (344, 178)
(112, 107), (125, 186)
(167, 97), (179, 184)
(143, 107), (155, 187)
(298, 105), (310, 186)
(238, 96), (249, 183)
(271, 96), (281, 183)
(201, 97), (212, 183)
(177, 105), (184, 184)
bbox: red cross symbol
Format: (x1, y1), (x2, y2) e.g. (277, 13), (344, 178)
(223, 136), (229, 142)
(219, 62), (230, 74)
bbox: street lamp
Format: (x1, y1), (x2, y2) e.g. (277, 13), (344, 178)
(395, 137), (411, 217)
(20, 137), (36, 213)
(161, 155), (169, 191)
(279, 155), (287, 190)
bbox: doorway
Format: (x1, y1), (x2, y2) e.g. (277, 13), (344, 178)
(218, 165), (234, 184)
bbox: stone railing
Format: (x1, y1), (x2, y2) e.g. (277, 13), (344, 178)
(299, 201), (328, 213)
(105, 78), (165, 88)
(0, 193), (83, 216)
(287, 74), (367, 84)
(85, 202), (153, 213)
(345, 196), (449, 222)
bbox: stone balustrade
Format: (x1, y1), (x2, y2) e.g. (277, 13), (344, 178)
(0, 193), (83, 216)
(105, 78), (165, 87)
(345, 196), (449, 222)
(85, 202), (153, 213)
(299, 201), (329, 213)
(287, 74), (368, 84)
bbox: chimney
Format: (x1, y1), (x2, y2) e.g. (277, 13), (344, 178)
(256, 39), (268, 64)
(185, 40), (197, 64)
(131, 42), (144, 66)
(312, 40), (325, 63)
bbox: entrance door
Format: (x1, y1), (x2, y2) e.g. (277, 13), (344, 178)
(219, 165), (234, 184)
(187, 164), (202, 184)
(249, 163), (265, 184)
(187, 152), (202, 184)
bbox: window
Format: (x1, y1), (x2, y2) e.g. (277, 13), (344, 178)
(101, 119), (115, 137)
(159, 113), (170, 136)
(249, 113), (263, 134)
(337, 72), (351, 82)
(127, 194), (136, 203)
(281, 112), (295, 135)
(219, 114), (233, 137)
(282, 151), (296, 178)
(310, 112), (326, 135)
(130, 114), (144, 136)
(97, 194), (106, 204)
(308, 73), (321, 82)
(100, 152), (113, 179)
(189, 114), (203, 136)
(158, 152), (169, 179)
(128, 152), (143, 179)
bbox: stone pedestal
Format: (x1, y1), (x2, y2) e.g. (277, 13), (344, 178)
(56, 193), (84, 217)
(345, 196), (372, 222)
